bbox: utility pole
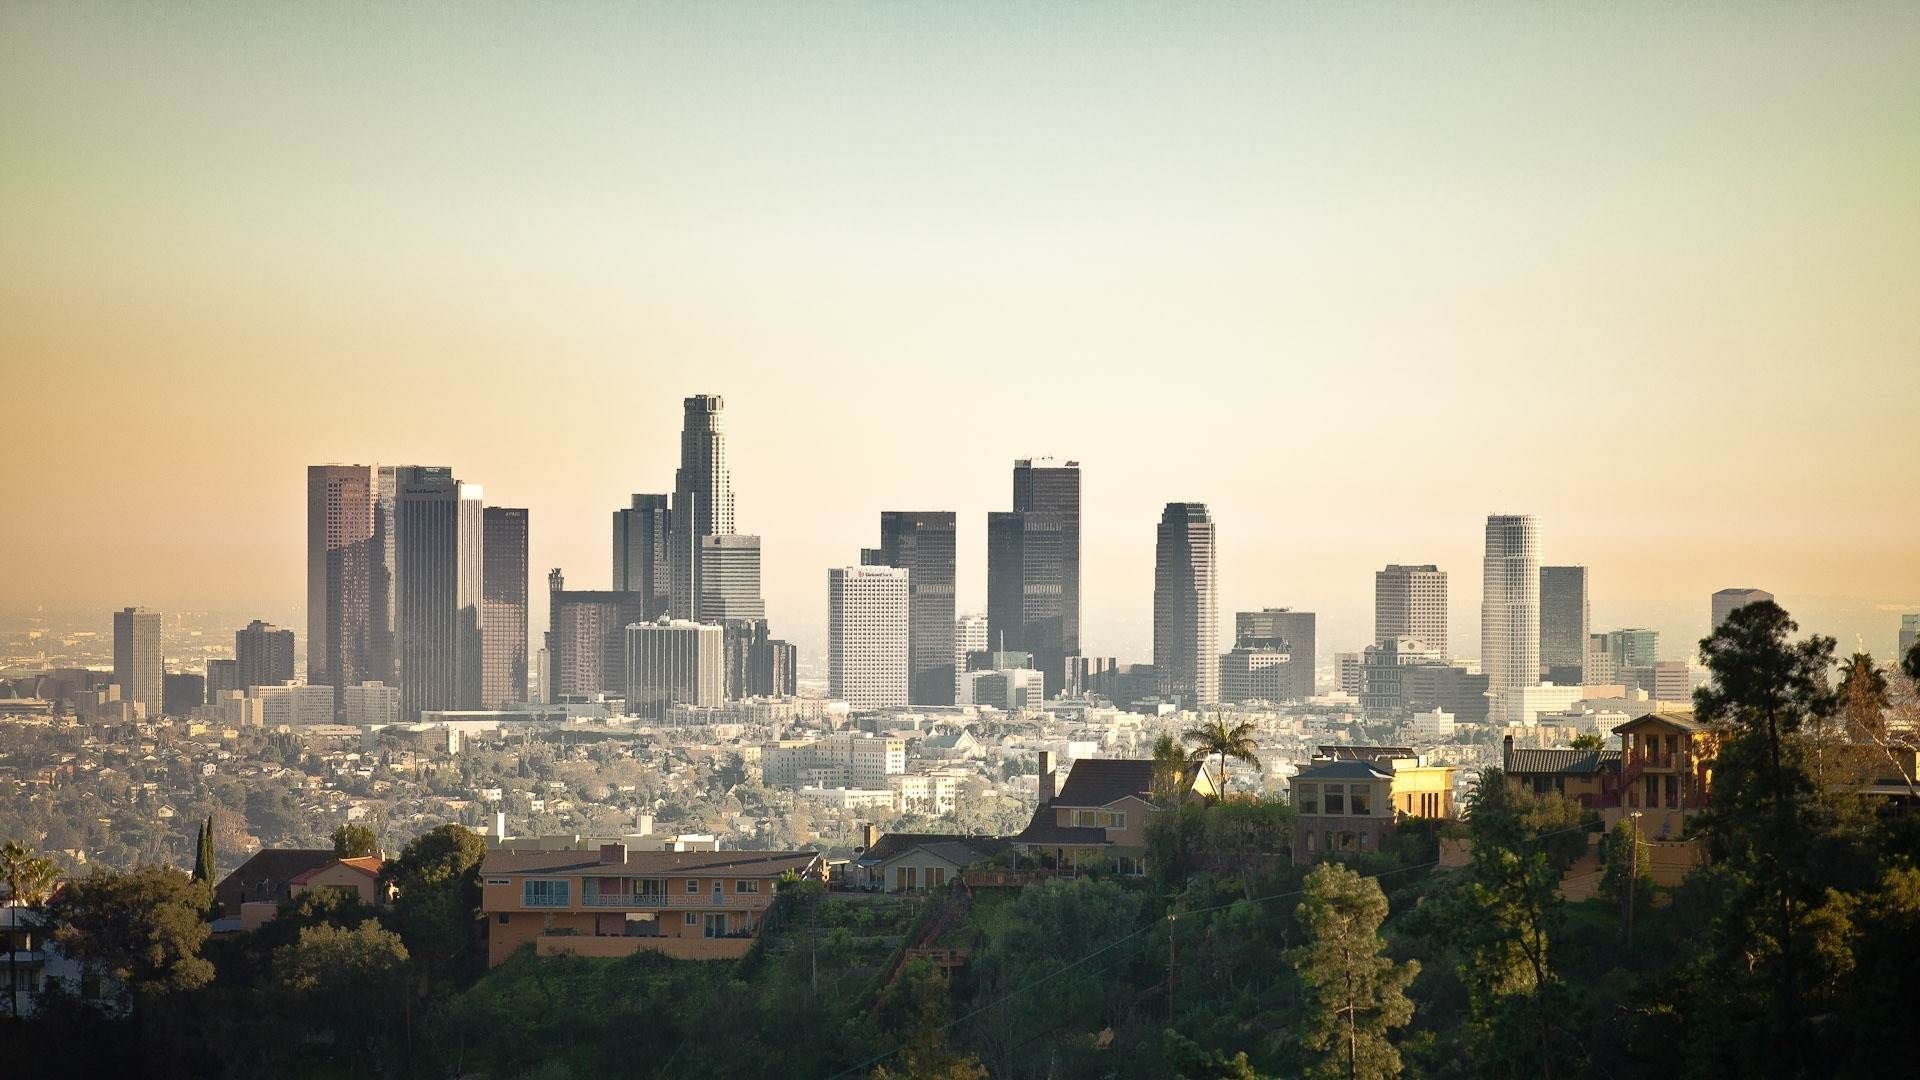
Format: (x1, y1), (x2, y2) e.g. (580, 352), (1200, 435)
(1625, 811), (1642, 951)
(1167, 913), (1177, 1023)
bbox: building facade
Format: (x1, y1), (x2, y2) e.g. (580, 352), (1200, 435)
(1152, 502), (1218, 708)
(695, 533), (766, 623)
(395, 469), (484, 719)
(1538, 565), (1590, 685)
(307, 464), (377, 713)
(547, 573), (651, 702)
(1711, 588), (1774, 633)
(988, 458), (1080, 696)
(113, 606), (162, 718)
(235, 619), (295, 690)
(612, 493), (672, 615)
(669, 395), (735, 620)
(828, 566), (909, 711)
(1374, 565), (1448, 655)
(953, 613), (989, 701)
(871, 511), (957, 706)
(625, 619), (725, 721)
(1481, 514), (1540, 726)
(482, 507), (529, 707)
(1235, 609), (1315, 701)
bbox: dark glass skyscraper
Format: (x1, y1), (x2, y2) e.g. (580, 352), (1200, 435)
(1539, 565), (1590, 684)
(988, 458), (1079, 695)
(482, 506), (529, 707)
(873, 511), (957, 705)
(235, 619), (295, 690)
(613, 493), (672, 617)
(395, 468), (483, 719)
(307, 464), (376, 713)
(1153, 502), (1218, 707)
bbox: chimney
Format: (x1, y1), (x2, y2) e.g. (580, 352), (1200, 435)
(1037, 750), (1055, 806)
(599, 842), (626, 865)
(1502, 734), (1513, 768)
(861, 823), (879, 851)
(494, 810), (507, 843)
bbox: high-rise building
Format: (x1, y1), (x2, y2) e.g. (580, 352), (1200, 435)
(954, 613), (989, 701)
(206, 659), (241, 698)
(395, 469), (484, 719)
(369, 465), (403, 686)
(751, 635), (798, 698)
(1404, 664), (1491, 725)
(1603, 628), (1660, 669)
(612, 493), (672, 616)
(1235, 608), (1316, 701)
(828, 565), (909, 712)
(695, 534), (767, 622)
(546, 570), (650, 702)
(1153, 502), (1218, 708)
(1587, 633), (1617, 685)
(988, 458), (1080, 695)
(625, 618), (725, 721)
(1481, 514), (1540, 725)
(1901, 613), (1920, 663)
(1374, 565), (1448, 655)
(1649, 660), (1691, 703)
(482, 507), (529, 707)
(1360, 636), (1442, 719)
(1538, 566), (1591, 685)
(235, 620), (295, 690)
(669, 395), (735, 619)
(1219, 641), (1292, 704)
(871, 511), (957, 705)
(1711, 588), (1774, 633)
(163, 672), (204, 718)
(113, 606), (163, 718)
(1335, 652), (1364, 698)
(307, 464), (377, 712)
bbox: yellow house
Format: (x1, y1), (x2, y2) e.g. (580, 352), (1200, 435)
(479, 846), (823, 965)
(1612, 709), (1717, 837)
(1290, 747), (1457, 863)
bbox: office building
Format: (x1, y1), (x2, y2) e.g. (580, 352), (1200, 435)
(870, 511), (957, 706)
(395, 469), (484, 719)
(751, 636), (798, 698)
(959, 667), (1047, 710)
(112, 606), (163, 718)
(1649, 660), (1691, 703)
(1711, 588), (1774, 633)
(829, 565), (909, 712)
(695, 534), (767, 623)
(612, 493), (672, 616)
(1587, 633), (1617, 685)
(235, 619), (295, 690)
(482, 507), (529, 707)
(1538, 566), (1590, 685)
(341, 682), (400, 726)
(206, 659), (240, 698)
(1335, 652), (1364, 698)
(669, 395), (736, 619)
(1153, 502), (1219, 707)
(1481, 514), (1540, 725)
(954, 613), (989, 701)
(1360, 637), (1442, 719)
(1404, 664), (1490, 725)
(252, 684), (336, 726)
(307, 464), (377, 711)
(1219, 640), (1292, 704)
(1375, 565), (1448, 655)
(547, 570), (651, 701)
(1235, 608), (1316, 700)
(625, 619), (726, 721)
(988, 458), (1080, 696)
(369, 465), (404, 685)
(1063, 655), (1120, 699)
(1603, 628), (1660, 670)
(1902, 613), (1919, 662)
(163, 672), (205, 718)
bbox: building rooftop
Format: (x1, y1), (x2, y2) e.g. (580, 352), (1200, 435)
(479, 848), (820, 879)
(1052, 758), (1155, 807)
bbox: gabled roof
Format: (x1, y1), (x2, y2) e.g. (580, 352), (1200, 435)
(214, 848), (337, 915)
(868, 836), (1007, 870)
(1504, 748), (1622, 776)
(1613, 708), (1708, 735)
(1052, 758), (1154, 808)
(1293, 759), (1394, 783)
(288, 855), (384, 887)
(479, 848), (821, 879)
(855, 832), (1003, 867)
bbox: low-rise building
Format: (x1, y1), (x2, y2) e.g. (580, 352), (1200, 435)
(1290, 747), (1457, 862)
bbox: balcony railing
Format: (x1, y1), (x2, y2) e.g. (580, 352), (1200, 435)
(576, 890), (770, 910)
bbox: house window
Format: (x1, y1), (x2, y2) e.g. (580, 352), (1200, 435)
(929, 867), (946, 888)
(1358, 833), (1370, 851)
(1108, 811), (1126, 829)
(498, 913), (509, 924)
(1324, 784), (1345, 815)
(1296, 784), (1319, 815)
(522, 879), (570, 908)
(735, 879), (760, 893)
(685, 912), (698, 926)
(686, 878), (700, 894)
(1350, 787), (1372, 816)
(1305, 831), (1316, 852)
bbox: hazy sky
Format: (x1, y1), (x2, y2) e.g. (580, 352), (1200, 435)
(4, 3), (1917, 665)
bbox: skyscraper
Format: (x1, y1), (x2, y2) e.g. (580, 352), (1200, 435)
(482, 506), (529, 707)
(954, 613), (989, 701)
(1235, 608), (1316, 701)
(395, 469), (484, 719)
(1153, 503), (1218, 708)
(1374, 565), (1448, 655)
(307, 464), (377, 712)
(828, 565), (909, 712)
(1711, 588), (1774, 632)
(1539, 566), (1591, 685)
(113, 606), (162, 718)
(1901, 613), (1919, 662)
(695, 534), (767, 622)
(235, 619), (295, 690)
(625, 618), (725, 721)
(987, 457), (1079, 695)
(1603, 628), (1660, 669)
(369, 465), (402, 685)
(612, 493), (672, 617)
(872, 511), (957, 705)
(1481, 514), (1540, 725)
(669, 395), (735, 619)
(546, 569), (650, 702)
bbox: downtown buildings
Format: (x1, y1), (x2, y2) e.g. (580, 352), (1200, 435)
(1374, 564), (1448, 655)
(988, 458), (1080, 696)
(1482, 514), (1540, 725)
(864, 512), (958, 706)
(828, 565), (909, 711)
(1153, 503), (1218, 708)
(235, 620), (295, 690)
(112, 606), (163, 719)
(1539, 566), (1591, 685)
(1711, 587), (1774, 632)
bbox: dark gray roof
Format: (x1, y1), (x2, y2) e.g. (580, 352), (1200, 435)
(1293, 760), (1394, 783)
(214, 848), (337, 915)
(1504, 748), (1622, 776)
(1052, 758), (1154, 808)
(1614, 709), (1707, 734)
(854, 833), (1004, 868)
(1011, 803), (1113, 846)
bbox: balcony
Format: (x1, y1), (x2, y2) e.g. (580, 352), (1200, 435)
(576, 890), (771, 910)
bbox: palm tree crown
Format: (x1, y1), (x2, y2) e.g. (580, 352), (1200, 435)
(1181, 715), (1262, 797)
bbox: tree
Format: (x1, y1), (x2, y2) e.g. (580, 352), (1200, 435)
(1152, 733), (1191, 806)
(1, 839), (59, 905)
(191, 814), (215, 891)
(383, 824), (486, 983)
(1182, 716), (1262, 797)
(274, 921), (411, 1075)
(1834, 652), (1915, 797)
(870, 962), (988, 1080)
(1568, 732), (1606, 751)
(1693, 600), (1837, 1076)
(1287, 863), (1418, 1080)
(332, 822), (381, 858)
(52, 865), (215, 999)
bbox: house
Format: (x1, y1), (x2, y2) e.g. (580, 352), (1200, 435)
(1502, 735), (1624, 808)
(847, 826), (1006, 892)
(479, 844), (823, 965)
(1614, 709), (1717, 836)
(214, 848), (339, 930)
(286, 855), (385, 908)
(1290, 748), (1458, 862)
(2, 902), (89, 1019)
(1010, 753), (1158, 876)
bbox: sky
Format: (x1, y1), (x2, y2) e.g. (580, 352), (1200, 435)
(3, 2), (1917, 667)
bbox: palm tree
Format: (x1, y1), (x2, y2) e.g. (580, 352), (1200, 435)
(1149, 734), (1189, 806)
(1, 840), (58, 907)
(1181, 715), (1262, 798)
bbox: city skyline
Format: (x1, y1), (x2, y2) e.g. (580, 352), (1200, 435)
(3, 5), (1917, 665)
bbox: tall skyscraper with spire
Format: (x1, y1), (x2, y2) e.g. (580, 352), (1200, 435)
(669, 395), (735, 620)
(1153, 502), (1218, 707)
(987, 458), (1080, 696)
(1482, 514), (1540, 725)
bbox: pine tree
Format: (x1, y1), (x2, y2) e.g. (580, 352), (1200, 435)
(1287, 863), (1418, 1080)
(192, 814), (215, 890)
